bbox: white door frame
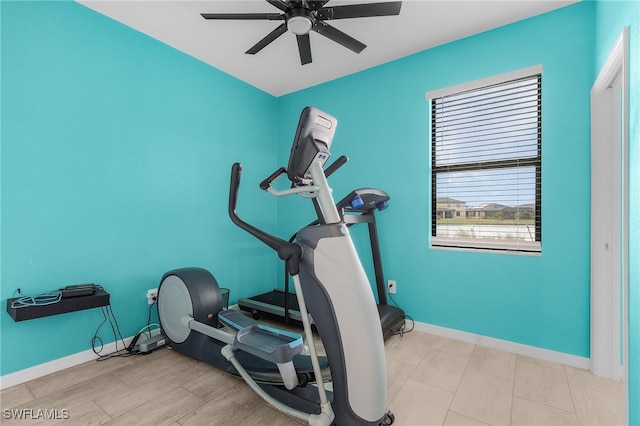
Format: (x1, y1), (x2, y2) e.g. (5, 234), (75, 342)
(590, 25), (629, 417)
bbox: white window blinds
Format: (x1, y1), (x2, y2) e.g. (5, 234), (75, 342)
(429, 71), (542, 253)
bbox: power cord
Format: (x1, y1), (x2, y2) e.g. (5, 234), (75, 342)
(12, 285), (158, 360)
(92, 304), (133, 361)
(388, 292), (415, 337)
(125, 299), (160, 355)
(10, 292), (62, 308)
(142, 298), (160, 339)
(137, 323), (160, 338)
(146, 298), (156, 329)
(11, 283), (102, 309)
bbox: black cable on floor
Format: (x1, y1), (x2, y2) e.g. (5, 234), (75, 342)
(388, 292), (415, 337)
(92, 304), (133, 361)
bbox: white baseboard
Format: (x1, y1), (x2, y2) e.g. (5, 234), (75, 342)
(0, 328), (162, 391)
(412, 320), (591, 370)
(0, 337), (133, 390)
(1, 317), (592, 390)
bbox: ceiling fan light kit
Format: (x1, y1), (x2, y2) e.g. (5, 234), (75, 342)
(201, 0), (402, 65)
(287, 8), (314, 35)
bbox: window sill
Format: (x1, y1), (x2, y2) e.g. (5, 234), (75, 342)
(431, 237), (541, 256)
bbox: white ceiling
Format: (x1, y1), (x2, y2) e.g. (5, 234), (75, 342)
(78, 0), (577, 96)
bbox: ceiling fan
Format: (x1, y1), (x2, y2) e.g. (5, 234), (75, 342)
(201, 1), (402, 65)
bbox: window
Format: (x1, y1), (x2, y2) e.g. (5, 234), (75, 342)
(427, 66), (542, 253)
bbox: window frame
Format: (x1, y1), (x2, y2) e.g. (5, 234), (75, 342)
(426, 65), (543, 254)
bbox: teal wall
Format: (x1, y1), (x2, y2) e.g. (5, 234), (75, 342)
(278, 2), (595, 358)
(2, 2), (638, 421)
(1, 1), (279, 375)
(592, 1), (640, 424)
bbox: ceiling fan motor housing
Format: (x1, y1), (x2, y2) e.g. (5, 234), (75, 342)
(286, 8), (314, 35)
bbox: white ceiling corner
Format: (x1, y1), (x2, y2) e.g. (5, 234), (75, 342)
(77, 0), (578, 96)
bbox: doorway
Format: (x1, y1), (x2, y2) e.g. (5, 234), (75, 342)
(590, 26), (629, 421)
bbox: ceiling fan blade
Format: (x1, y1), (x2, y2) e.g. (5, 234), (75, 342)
(312, 21), (366, 53)
(201, 12), (283, 20)
(306, 1), (330, 11)
(296, 33), (312, 65)
(317, 1), (402, 20)
(266, 0), (291, 12)
(246, 23), (288, 55)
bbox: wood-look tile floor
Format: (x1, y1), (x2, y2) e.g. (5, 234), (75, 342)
(1, 329), (625, 425)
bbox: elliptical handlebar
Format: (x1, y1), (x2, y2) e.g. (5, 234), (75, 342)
(259, 155), (349, 192)
(259, 166), (287, 191)
(323, 155), (348, 179)
(229, 163), (301, 275)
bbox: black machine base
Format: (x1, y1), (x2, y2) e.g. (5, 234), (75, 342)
(238, 289), (303, 325)
(238, 289), (406, 340)
(377, 304), (406, 340)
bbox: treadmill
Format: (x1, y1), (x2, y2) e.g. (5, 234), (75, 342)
(238, 188), (406, 340)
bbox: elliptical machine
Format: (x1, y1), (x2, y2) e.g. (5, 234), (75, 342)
(157, 107), (394, 425)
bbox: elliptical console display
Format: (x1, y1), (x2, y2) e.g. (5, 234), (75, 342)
(287, 107), (336, 186)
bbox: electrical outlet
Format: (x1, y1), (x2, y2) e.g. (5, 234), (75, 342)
(387, 280), (397, 294)
(146, 288), (158, 305)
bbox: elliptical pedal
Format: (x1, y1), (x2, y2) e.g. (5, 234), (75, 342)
(219, 309), (304, 362)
